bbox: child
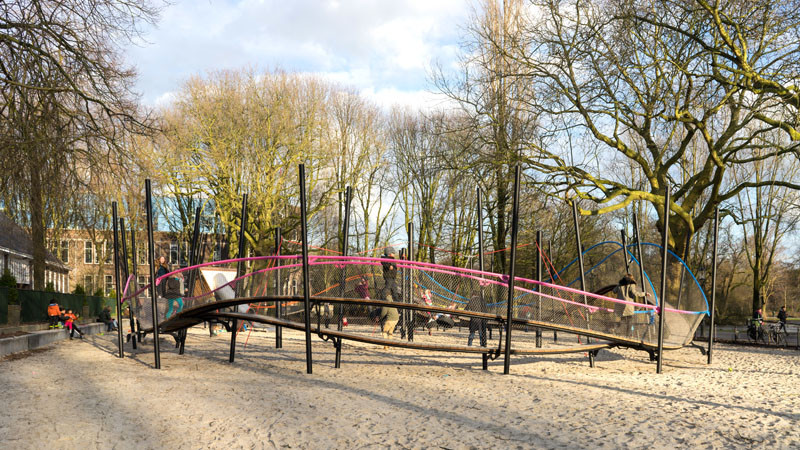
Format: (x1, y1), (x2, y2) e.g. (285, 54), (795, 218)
(47, 300), (61, 329)
(64, 309), (84, 340)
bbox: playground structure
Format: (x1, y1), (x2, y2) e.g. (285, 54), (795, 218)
(109, 165), (720, 374)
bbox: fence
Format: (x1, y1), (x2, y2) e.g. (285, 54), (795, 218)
(0, 287), (114, 325)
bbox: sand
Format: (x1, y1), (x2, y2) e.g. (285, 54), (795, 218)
(1, 327), (798, 449)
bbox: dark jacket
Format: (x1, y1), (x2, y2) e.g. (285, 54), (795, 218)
(156, 264), (169, 295)
(778, 309), (787, 323)
(99, 309), (112, 323)
(163, 277), (183, 299)
(382, 258), (397, 281)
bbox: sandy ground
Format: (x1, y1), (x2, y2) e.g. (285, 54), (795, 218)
(1, 327), (798, 449)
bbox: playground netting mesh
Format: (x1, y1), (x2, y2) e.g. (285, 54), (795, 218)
(121, 241), (707, 352)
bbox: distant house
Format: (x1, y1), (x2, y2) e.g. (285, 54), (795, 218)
(49, 228), (227, 295)
(0, 212), (70, 292)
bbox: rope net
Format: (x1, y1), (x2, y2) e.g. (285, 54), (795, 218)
(122, 242), (707, 352)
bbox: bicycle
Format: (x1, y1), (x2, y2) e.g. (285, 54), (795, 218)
(767, 323), (788, 346)
(747, 319), (767, 344)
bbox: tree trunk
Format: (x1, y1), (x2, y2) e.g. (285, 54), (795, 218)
(29, 163), (46, 290)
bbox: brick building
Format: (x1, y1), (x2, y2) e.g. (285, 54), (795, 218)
(0, 212), (70, 291)
(48, 229), (224, 295)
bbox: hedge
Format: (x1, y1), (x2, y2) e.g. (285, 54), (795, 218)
(0, 286), (114, 324)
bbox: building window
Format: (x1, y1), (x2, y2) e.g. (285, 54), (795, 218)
(137, 246), (148, 266)
(170, 242), (179, 265)
(105, 275), (113, 296)
(60, 240), (69, 263)
(84, 275), (94, 294)
(180, 241), (189, 266)
(84, 241), (93, 264)
(137, 275), (150, 289)
(104, 241), (112, 265)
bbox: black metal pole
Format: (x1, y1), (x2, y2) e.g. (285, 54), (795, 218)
(299, 164), (313, 374)
(535, 230), (543, 348)
(335, 186), (351, 368)
(407, 221), (414, 342)
(131, 223), (142, 344)
(477, 187), (488, 370)
(621, 229), (630, 273)
(112, 202), (124, 358)
(398, 248), (406, 339)
(549, 239), (557, 342)
(180, 207), (202, 356)
(275, 227), (282, 349)
(503, 166), (521, 375)
(675, 236), (691, 310)
(572, 200), (594, 367)
(657, 181), (671, 374)
(120, 218), (137, 350)
(632, 212), (648, 300)
(145, 179), (161, 369)
(186, 207), (202, 301)
(708, 206), (719, 364)
(230, 193), (248, 364)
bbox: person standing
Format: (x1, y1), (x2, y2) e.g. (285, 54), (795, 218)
(777, 306), (788, 333)
(156, 255), (169, 296)
(466, 293), (487, 346)
(613, 273), (651, 337)
(381, 247), (400, 302)
(47, 300), (61, 329)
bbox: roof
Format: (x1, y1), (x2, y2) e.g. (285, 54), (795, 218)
(0, 212), (69, 271)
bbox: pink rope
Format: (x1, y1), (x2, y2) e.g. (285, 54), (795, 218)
(132, 254), (699, 316)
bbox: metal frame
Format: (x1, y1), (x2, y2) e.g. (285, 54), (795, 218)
(708, 206), (719, 364)
(503, 165), (521, 375)
(656, 181), (671, 373)
(112, 202), (124, 358)
(572, 200), (594, 367)
(119, 218), (136, 350)
(230, 193), (248, 363)
(334, 186), (352, 367)
(275, 227), (282, 349)
(145, 179), (161, 369)
(299, 164), (313, 374)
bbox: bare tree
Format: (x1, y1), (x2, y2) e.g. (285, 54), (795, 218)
(0, 0), (160, 288)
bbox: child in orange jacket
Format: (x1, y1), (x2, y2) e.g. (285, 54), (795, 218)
(64, 309), (84, 340)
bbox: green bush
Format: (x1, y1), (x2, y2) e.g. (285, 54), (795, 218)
(72, 284), (86, 296)
(45, 282), (55, 292)
(93, 288), (104, 298)
(0, 269), (18, 305)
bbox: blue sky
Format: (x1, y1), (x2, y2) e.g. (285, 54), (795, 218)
(125, 0), (473, 109)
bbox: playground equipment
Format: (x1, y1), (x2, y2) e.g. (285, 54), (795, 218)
(110, 165), (718, 374)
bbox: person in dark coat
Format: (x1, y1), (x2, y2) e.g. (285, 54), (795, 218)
(467, 293), (487, 346)
(156, 256), (169, 296)
(777, 306), (788, 333)
(381, 247), (400, 302)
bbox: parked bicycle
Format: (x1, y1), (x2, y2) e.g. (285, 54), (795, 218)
(747, 318), (767, 344)
(767, 323), (788, 346)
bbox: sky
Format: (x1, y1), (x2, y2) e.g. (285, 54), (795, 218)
(124, 0), (474, 110)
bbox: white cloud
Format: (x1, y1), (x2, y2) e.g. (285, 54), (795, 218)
(125, 0), (473, 109)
